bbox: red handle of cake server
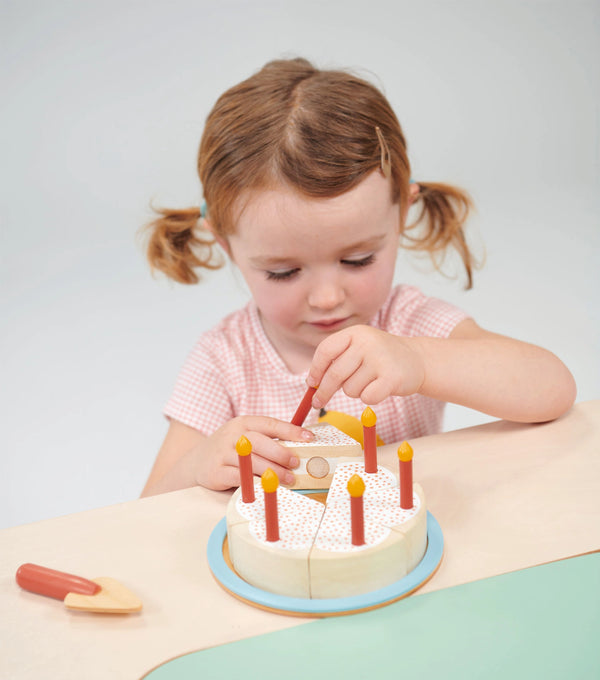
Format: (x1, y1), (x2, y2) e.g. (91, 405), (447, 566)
(16, 563), (101, 600)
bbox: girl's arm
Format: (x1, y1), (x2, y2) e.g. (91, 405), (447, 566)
(142, 420), (207, 496)
(415, 318), (576, 422)
(308, 320), (576, 424)
(141, 416), (313, 497)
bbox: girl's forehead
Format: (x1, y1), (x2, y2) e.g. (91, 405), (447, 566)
(229, 172), (400, 260)
(234, 171), (395, 238)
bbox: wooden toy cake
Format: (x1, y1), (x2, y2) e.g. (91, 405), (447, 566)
(225, 407), (428, 600)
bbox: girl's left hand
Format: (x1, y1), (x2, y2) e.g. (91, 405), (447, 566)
(307, 325), (425, 409)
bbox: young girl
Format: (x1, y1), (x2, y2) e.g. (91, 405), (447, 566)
(141, 58), (576, 497)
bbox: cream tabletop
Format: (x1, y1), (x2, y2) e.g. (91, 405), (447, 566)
(1, 400), (599, 680)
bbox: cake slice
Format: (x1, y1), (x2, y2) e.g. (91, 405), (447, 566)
(307, 462), (426, 598)
(279, 423), (362, 490)
(226, 480), (324, 598)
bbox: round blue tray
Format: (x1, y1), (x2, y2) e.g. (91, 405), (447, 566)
(207, 511), (443, 616)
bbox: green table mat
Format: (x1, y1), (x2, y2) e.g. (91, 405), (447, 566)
(145, 552), (600, 679)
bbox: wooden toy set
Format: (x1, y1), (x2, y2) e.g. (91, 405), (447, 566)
(15, 387), (443, 619)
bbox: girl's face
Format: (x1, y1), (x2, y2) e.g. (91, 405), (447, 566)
(226, 171), (402, 373)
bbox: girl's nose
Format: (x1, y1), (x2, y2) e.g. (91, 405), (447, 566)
(307, 276), (345, 311)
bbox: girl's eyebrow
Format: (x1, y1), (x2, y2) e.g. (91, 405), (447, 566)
(248, 254), (298, 268)
(249, 234), (388, 268)
(339, 233), (388, 256)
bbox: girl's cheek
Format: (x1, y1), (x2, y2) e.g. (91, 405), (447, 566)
(258, 283), (303, 321)
(354, 267), (393, 309)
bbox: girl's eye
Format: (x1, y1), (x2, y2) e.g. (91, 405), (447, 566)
(341, 254), (375, 268)
(266, 268), (300, 281)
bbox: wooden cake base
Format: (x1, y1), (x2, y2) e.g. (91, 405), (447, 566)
(207, 511), (443, 617)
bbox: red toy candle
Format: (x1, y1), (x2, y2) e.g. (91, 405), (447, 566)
(397, 441), (413, 509)
(361, 407), (377, 473)
(261, 468), (280, 542)
(236, 435), (255, 504)
(347, 474), (366, 546)
(291, 385), (318, 426)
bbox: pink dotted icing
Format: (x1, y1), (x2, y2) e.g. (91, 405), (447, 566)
(362, 489), (421, 527)
(315, 509), (389, 552)
(236, 464), (419, 553)
(237, 480), (323, 550)
(279, 423), (360, 448)
(327, 462), (397, 503)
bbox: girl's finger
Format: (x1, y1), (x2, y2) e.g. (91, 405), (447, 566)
(313, 349), (364, 407)
(244, 431), (301, 471)
(226, 439), (296, 486)
(218, 464), (244, 490)
(359, 378), (391, 405)
(339, 364), (378, 401)
(308, 330), (353, 390)
(239, 416), (314, 444)
(226, 442), (296, 487)
(247, 453), (297, 487)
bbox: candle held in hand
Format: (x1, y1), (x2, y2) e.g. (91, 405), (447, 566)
(291, 385), (318, 426)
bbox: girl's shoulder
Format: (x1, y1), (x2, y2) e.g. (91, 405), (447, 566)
(195, 303), (256, 347)
(189, 302), (276, 370)
(375, 284), (470, 338)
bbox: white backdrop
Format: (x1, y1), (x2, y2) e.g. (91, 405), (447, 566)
(2, 0), (598, 529)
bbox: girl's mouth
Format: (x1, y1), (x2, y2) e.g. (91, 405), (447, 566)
(309, 317), (351, 330)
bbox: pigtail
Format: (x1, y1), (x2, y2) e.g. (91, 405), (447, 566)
(405, 182), (476, 289)
(143, 206), (223, 284)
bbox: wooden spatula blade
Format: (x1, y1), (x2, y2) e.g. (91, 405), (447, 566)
(64, 577), (142, 613)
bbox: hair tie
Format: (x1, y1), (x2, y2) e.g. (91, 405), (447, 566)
(200, 201), (208, 218)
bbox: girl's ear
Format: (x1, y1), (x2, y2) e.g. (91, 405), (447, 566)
(408, 182), (420, 204)
(400, 183), (421, 226)
(204, 218), (231, 256)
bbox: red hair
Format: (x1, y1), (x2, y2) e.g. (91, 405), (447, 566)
(144, 58), (476, 287)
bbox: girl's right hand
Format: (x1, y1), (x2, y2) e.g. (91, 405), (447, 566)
(193, 416), (313, 489)
(142, 415), (314, 497)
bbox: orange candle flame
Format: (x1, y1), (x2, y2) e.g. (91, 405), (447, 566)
(347, 473), (366, 497)
(261, 468), (279, 493)
(360, 406), (377, 428)
(236, 436), (252, 456)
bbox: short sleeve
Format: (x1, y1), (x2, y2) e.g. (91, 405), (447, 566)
(163, 336), (234, 434)
(377, 286), (470, 338)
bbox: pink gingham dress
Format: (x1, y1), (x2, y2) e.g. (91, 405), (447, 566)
(164, 285), (469, 444)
